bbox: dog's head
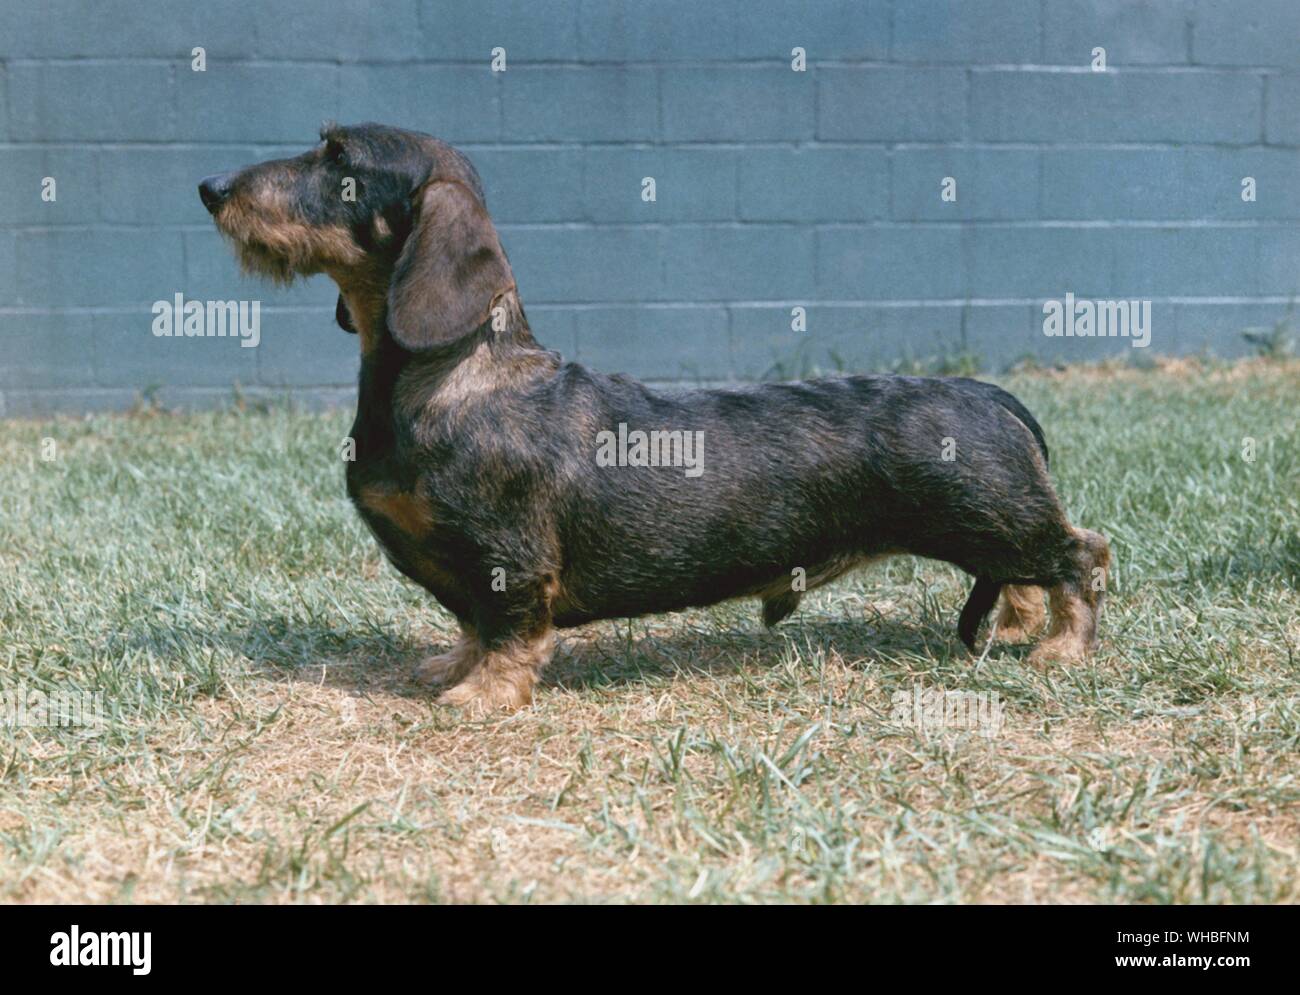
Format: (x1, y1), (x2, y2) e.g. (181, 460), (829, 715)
(199, 123), (515, 350)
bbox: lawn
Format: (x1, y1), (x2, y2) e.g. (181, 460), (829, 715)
(0, 357), (1297, 904)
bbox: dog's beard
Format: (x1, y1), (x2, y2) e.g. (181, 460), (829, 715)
(210, 204), (331, 286)
(218, 231), (318, 286)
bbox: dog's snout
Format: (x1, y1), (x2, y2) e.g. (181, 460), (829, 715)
(198, 172), (234, 213)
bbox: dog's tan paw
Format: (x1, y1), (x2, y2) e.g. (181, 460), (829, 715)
(414, 650), (463, 686)
(433, 633), (552, 715)
(436, 675), (532, 715)
(993, 585), (1046, 644)
(993, 623), (1035, 645)
(1027, 636), (1088, 668)
(414, 634), (481, 687)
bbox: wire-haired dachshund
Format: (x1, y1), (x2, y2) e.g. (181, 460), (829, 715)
(199, 123), (1110, 713)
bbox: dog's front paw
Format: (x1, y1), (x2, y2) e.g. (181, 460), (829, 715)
(433, 638), (550, 714)
(436, 673), (532, 715)
(415, 651), (461, 685)
(414, 636), (480, 686)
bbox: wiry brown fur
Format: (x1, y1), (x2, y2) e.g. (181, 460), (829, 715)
(214, 182), (363, 283)
(358, 484), (434, 539)
(1028, 528), (1110, 665)
(414, 629), (481, 686)
(993, 583), (1047, 642)
(201, 123), (1112, 713)
(435, 631), (556, 713)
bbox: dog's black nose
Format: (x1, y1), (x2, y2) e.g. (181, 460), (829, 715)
(198, 173), (234, 213)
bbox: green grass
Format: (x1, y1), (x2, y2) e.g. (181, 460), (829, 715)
(0, 358), (1297, 904)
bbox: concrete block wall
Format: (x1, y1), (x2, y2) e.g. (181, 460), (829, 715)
(1, 0), (1297, 415)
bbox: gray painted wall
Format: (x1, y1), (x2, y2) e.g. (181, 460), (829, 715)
(1, 0), (1297, 415)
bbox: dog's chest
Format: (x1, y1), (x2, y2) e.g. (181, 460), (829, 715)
(356, 486), (431, 542)
(347, 461), (460, 596)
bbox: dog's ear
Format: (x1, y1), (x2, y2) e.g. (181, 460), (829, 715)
(335, 295), (357, 333)
(387, 180), (514, 350)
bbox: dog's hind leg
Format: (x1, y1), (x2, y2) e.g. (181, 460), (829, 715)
(992, 584), (1046, 643)
(957, 577), (1002, 651)
(1028, 528), (1110, 666)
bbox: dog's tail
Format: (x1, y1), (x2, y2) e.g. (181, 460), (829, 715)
(958, 576), (1002, 652)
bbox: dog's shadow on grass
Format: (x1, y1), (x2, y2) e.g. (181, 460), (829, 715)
(117, 607), (1006, 701)
(242, 609), (994, 700)
(543, 615), (974, 695)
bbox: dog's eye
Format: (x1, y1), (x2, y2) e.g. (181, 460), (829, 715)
(325, 141), (347, 166)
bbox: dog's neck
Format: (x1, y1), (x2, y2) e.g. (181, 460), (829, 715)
(342, 282), (554, 443)
(337, 279), (540, 357)
(334, 267), (391, 355)
(391, 289), (556, 416)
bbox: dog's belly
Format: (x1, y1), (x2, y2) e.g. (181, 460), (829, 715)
(550, 495), (898, 626)
(550, 549), (888, 628)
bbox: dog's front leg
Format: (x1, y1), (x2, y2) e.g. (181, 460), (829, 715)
(414, 626), (482, 686)
(435, 629), (555, 714)
(433, 575), (558, 714)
